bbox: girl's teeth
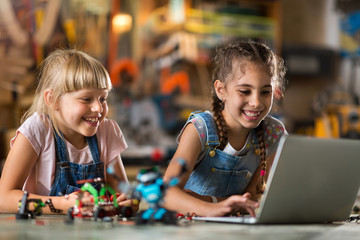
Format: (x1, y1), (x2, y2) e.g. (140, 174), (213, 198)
(84, 118), (97, 123)
(244, 111), (260, 117)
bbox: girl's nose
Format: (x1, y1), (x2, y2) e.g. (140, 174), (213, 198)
(91, 100), (103, 112)
(249, 93), (261, 107)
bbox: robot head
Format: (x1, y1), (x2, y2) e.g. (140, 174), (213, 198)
(136, 167), (162, 185)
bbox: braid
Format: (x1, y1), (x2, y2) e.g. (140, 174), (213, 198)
(212, 95), (228, 150)
(256, 122), (267, 194)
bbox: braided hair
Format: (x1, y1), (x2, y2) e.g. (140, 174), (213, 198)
(255, 122), (267, 193)
(210, 40), (286, 193)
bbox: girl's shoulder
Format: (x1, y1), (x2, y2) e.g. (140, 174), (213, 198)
(97, 118), (127, 152)
(263, 115), (287, 136)
(177, 110), (214, 150)
(12, 113), (54, 154)
(189, 110), (213, 120)
(261, 115), (287, 154)
(20, 113), (52, 133)
(187, 110), (214, 129)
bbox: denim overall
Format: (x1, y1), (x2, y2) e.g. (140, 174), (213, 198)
(183, 112), (260, 197)
(49, 131), (104, 196)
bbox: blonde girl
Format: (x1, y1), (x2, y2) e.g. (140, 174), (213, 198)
(0, 49), (136, 214)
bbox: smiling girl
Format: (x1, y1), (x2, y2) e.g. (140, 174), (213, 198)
(163, 40), (287, 217)
(0, 49), (137, 214)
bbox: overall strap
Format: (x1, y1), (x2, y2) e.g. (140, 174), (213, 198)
(86, 135), (100, 163)
(54, 130), (69, 163)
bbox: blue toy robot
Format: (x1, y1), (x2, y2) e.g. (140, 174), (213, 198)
(134, 159), (187, 225)
(107, 158), (187, 225)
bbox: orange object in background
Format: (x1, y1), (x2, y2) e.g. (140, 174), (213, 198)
(314, 114), (340, 138)
(160, 67), (190, 95)
(110, 58), (139, 87)
(314, 104), (360, 139)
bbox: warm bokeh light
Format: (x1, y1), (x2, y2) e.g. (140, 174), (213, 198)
(112, 13), (132, 33)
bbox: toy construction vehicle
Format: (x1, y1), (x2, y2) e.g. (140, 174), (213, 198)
(67, 178), (133, 222)
(16, 191), (62, 220)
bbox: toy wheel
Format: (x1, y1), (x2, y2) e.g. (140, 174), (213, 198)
(135, 211), (148, 225)
(94, 208), (106, 221)
(34, 209), (42, 216)
(67, 207), (74, 220)
(121, 206), (133, 218)
(16, 213), (29, 220)
(161, 210), (178, 225)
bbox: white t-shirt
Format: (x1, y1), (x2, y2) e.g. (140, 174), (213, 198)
(11, 113), (128, 195)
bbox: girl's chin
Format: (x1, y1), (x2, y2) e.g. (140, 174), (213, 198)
(241, 116), (264, 128)
(81, 128), (98, 137)
(241, 123), (261, 130)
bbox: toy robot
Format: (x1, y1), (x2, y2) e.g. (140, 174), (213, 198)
(108, 158), (187, 225)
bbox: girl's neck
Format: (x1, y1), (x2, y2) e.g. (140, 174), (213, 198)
(227, 127), (250, 151)
(222, 110), (251, 151)
(61, 130), (87, 150)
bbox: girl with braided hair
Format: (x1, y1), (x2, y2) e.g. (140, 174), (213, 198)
(163, 40), (287, 217)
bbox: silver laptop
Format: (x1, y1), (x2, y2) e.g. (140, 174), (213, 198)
(193, 135), (360, 224)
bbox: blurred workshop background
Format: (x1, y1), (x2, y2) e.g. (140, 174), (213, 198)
(1, 0), (360, 177)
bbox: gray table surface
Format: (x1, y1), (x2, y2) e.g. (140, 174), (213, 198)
(1, 213), (360, 240)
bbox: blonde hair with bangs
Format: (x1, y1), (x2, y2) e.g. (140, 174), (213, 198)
(22, 49), (112, 135)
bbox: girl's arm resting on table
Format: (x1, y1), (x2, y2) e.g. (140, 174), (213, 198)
(183, 189), (258, 215)
(106, 155), (139, 213)
(164, 187), (259, 217)
(0, 133), (76, 214)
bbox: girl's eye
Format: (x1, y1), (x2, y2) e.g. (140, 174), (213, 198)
(100, 97), (107, 103)
(81, 98), (91, 102)
(239, 90), (251, 95)
(261, 90), (272, 95)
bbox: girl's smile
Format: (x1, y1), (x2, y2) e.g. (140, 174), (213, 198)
(83, 117), (101, 126)
(242, 110), (262, 120)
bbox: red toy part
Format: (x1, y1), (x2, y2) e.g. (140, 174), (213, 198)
(151, 148), (163, 163)
(110, 193), (121, 202)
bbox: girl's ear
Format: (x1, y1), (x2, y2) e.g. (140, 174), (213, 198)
(44, 89), (58, 109)
(214, 80), (225, 100)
